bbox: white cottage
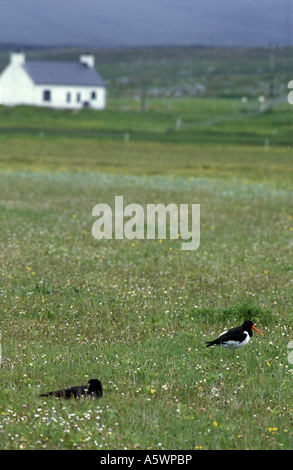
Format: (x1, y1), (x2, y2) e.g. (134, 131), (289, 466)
(0, 52), (107, 110)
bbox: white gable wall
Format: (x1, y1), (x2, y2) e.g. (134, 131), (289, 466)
(0, 61), (35, 106)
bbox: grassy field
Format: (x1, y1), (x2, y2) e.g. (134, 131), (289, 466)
(0, 46), (293, 450)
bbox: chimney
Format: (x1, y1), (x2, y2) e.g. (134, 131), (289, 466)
(10, 52), (25, 65)
(79, 54), (95, 68)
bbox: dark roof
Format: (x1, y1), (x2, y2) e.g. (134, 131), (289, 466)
(23, 60), (106, 87)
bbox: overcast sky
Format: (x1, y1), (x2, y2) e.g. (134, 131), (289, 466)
(0, 0), (291, 48)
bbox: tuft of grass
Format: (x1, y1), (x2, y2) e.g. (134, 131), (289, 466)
(189, 302), (273, 325)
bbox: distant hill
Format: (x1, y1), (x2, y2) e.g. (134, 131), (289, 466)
(1, 45), (288, 101)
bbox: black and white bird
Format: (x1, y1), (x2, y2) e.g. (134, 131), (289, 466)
(206, 320), (263, 355)
(40, 378), (103, 399)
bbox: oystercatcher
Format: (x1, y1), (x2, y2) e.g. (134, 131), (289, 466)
(205, 320), (263, 355)
(40, 378), (103, 399)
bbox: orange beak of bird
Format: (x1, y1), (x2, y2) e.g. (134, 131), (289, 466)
(252, 325), (263, 336)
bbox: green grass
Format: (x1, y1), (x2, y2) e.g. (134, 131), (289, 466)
(0, 140), (292, 449)
(0, 97), (293, 147)
(0, 45), (292, 448)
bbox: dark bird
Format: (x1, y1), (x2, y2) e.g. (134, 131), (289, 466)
(206, 320), (263, 355)
(40, 378), (103, 399)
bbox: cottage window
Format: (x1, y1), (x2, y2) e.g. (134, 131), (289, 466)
(76, 93), (81, 103)
(43, 90), (51, 102)
(91, 91), (97, 100)
(66, 92), (71, 103)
